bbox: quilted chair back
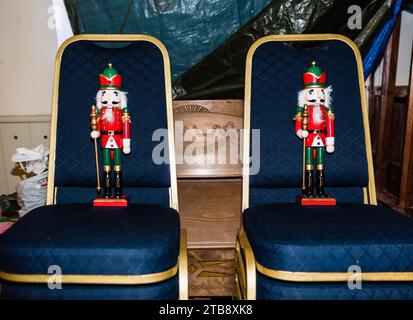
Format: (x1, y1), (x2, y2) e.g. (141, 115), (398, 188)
(48, 35), (177, 208)
(244, 35), (376, 208)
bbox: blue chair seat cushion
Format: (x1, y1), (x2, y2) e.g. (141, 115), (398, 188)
(257, 273), (413, 300)
(0, 203), (180, 276)
(243, 203), (413, 273)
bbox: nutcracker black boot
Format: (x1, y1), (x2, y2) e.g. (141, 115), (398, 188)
(304, 169), (315, 197)
(114, 170), (122, 199)
(103, 170), (111, 199)
(316, 169), (328, 198)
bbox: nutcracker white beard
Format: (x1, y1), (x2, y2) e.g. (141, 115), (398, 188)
(297, 86), (333, 125)
(102, 108), (114, 123)
(95, 89), (128, 125)
(312, 105), (323, 124)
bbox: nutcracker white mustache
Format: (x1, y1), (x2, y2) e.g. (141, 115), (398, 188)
(297, 86), (333, 126)
(95, 89), (128, 124)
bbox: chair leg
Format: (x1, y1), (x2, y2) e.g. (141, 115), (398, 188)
(179, 229), (188, 300)
(234, 229), (256, 300)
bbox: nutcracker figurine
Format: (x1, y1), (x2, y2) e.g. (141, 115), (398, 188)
(294, 61), (336, 205)
(90, 63), (131, 206)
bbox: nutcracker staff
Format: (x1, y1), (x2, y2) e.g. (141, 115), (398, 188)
(294, 61), (334, 198)
(90, 63), (131, 199)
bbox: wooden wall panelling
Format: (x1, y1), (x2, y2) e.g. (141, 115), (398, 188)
(173, 100), (244, 297)
(375, 16), (401, 195)
(178, 180), (242, 249)
(386, 91), (409, 199)
(188, 249), (235, 297)
(173, 100), (243, 178)
(399, 46), (413, 211)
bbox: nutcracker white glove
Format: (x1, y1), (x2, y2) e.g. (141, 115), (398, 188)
(91, 131), (100, 139)
(123, 139), (131, 155)
(296, 129), (309, 139)
(326, 137), (335, 153)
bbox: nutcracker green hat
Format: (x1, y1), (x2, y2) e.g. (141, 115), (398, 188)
(99, 63), (122, 89)
(303, 61), (327, 88)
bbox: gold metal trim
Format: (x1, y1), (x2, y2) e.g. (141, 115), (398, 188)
(306, 165), (314, 170)
(256, 263), (413, 282)
(316, 164), (324, 170)
(114, 165), (122, 172)
(235, 229), (256, 300)
(122, 114), (131, 123)
(178, 229), (189, 300)
(242, 34), (377, 211)
(327, 111), (335, 120)
(103, 165), (111, 172)
(47, 34), (179, 210)
(239, 35), (381, 296)
(293, 113), (302, 122)
(0, 265), (178, 285)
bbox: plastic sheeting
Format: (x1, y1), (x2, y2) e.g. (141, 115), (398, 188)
(173, 0), (397, 99)
(65, 0), (401, 99)
(64, 0), (274, 81)
(362, 0), (403, 77)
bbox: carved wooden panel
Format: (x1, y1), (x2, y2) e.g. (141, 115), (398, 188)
(173, 100), (243, 178)
(174, 100), (243, 297)
(188, 249), (235, 297)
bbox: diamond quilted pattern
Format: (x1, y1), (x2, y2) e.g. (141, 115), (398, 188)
(0, 204), (180, 275)
(0, 276), (178, 300)
(257, 274), (413, 300)
(55, 186), (170, 206)
(244, 203), (413, 273)
(248, 40), (368, 204)
(54, 40), (171, 192)
(250, 186), (364, 206)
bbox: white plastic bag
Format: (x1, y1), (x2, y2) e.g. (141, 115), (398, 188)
(15, 172), (48, 216)
(11, 144), (49, 175)
(11, 144), (49, 216)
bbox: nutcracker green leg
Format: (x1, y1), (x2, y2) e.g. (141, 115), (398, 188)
(103, 149), (112, 199)
(114, 149), (122, 199)
(304, 146), (315, 197)
(316, 147), (328, 198)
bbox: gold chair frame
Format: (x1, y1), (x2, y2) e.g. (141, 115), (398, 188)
(0, 35), (188, 300)
(234, 34), (413, 300)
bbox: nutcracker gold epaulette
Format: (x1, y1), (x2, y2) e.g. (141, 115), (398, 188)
(327, 111), (335, 120)
(293, 112), (303, 122)
(122, 113), (131, 123)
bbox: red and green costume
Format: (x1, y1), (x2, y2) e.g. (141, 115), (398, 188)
(96, 107), (130, 168)
(294, 62), (335, 197)
(92, 64), (131, 199)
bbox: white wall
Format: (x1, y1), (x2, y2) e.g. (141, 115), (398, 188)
(367, 10), (412, 89)
(396, 10), (413, 86)
(0, 0), (72, 195)
(0, 0), (72, 117)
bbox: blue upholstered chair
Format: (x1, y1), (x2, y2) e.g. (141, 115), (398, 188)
(235, 35), (413, 300)
(0, 35), (188, 300)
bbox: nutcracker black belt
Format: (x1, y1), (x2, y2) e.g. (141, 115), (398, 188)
(309, 130), (326, 134)
(102, 131), (122, 135)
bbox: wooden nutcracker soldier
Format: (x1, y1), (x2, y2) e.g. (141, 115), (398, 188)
(294, 61), (336, 205)
(90, 63), (131, 206)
